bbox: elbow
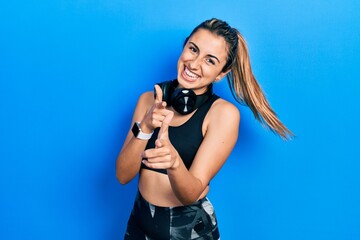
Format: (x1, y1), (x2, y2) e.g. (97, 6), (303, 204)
(117, 177), (130, 185)
(178, 186), (205, 206)
(116, 159), (132, 185)
(180, 198), (198, 206)
(117, 178), (128, 186)
(180, 179), (208, 206)
(179, 193), (204, 206)
(116, 172), (131, 185)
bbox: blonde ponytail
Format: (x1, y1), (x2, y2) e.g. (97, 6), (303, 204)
(228, 30), (294, 140)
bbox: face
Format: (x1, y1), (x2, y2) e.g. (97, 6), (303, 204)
(177, 29), (230, 95)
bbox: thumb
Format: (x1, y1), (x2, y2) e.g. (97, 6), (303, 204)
(158, 111), (174, 140)
(154, 85), (163, 104)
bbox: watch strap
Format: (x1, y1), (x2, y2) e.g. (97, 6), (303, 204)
(132, 122), (153, 140)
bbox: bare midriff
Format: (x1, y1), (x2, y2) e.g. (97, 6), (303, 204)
(138, 169), (209, 207)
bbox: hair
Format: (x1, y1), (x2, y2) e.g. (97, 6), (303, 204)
(186, 18), (294, 140)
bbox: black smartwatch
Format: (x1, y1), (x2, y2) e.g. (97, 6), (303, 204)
(132, 122), (153, 140)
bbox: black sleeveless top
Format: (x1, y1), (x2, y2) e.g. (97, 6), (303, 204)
(141, 94), (220, 175)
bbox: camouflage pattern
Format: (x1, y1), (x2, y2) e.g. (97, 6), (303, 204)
(124, 191), (220, 240)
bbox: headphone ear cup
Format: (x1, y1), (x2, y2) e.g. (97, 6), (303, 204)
(171, 89), (197, 114)
(155, 79), (212, 115)
(155, 80), (174, 105)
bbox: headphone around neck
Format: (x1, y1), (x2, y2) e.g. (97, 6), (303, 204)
(155, 79), (213, 115)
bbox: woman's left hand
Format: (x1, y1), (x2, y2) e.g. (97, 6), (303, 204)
(141, 111), (180, 170)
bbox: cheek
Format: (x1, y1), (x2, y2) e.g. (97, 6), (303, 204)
(179, 50), (194, 62)
(204, 66), (223, 78)
(201, 64), (215, 74)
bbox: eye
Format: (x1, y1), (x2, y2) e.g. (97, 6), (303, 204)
(189, 46), (197, 53)
(206, 58), (215, 65)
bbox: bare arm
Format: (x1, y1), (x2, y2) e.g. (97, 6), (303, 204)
(116, 86), (172, 184)
(142, 99), (240, 204)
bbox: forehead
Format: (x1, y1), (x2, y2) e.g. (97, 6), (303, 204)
(188, 29), (228, 61)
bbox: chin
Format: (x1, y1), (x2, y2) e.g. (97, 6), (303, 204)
(176, 76), (187, 89)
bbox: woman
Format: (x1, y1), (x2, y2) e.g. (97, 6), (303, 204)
(117, 18), (293, 239)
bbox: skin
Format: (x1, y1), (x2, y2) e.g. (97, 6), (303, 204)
(116, 29), (240, 206)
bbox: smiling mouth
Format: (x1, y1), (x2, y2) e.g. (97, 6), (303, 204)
(183, 66), (200, 80)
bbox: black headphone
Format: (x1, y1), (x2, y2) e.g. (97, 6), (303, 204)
(155, 79), (213, 115)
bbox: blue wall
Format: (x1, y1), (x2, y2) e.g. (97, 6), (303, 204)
(1, 1), (359, 239)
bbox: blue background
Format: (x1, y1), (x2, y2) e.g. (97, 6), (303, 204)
(1, 0), (359, 239)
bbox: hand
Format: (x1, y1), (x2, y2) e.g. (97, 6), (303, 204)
(142, 110), (179, 170)
(141, 85), (173, 132)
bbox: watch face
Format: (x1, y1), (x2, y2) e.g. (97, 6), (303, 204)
(132, 122), (140, 137)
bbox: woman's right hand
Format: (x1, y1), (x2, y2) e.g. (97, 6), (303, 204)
(140, 85), (173, 132)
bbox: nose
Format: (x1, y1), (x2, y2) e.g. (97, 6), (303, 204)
(189, 56), (201, 70)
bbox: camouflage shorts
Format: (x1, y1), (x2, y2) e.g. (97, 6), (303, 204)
(124, 191), (220, 240)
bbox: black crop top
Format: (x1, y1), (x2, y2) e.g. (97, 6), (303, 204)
(141, 94), (219, 175)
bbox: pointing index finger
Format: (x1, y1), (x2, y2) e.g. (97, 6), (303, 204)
(158, 111), (174, 139)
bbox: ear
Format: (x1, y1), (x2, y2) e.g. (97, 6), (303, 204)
(215, 68), (232, 82)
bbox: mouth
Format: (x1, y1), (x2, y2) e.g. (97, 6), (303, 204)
(182, 66), (200, 81)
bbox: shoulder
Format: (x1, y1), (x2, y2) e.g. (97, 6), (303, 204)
(135, 91), (154, 109)
(138, 91), (154, 103)
(209, 97), (240, 121)
(203, 97), (240, 132)
(131, 91), (154, 120)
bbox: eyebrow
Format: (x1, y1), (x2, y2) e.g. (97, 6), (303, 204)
(189, 41), (220, 63)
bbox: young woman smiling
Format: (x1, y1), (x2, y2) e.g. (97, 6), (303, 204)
(117, 18), (293, 240)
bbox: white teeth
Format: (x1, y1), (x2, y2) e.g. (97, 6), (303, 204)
(184, 67), (199, 79)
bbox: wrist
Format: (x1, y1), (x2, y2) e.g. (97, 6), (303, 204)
(132, 122), (154, 140)
(169, 155), (181, 171)
(139, 121), (154, 134)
